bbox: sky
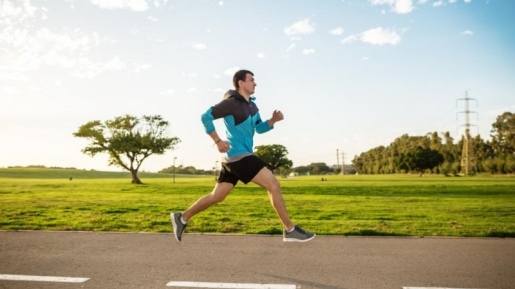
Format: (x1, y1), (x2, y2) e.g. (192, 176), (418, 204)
(1, 0), (514, 173)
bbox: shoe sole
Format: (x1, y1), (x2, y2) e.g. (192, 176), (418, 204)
(170, 213), (181, 242)
(283, 234), (316, 242)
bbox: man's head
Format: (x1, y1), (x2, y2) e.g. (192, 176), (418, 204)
(233, 69), (256, 97)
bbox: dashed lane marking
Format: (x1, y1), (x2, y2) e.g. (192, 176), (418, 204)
(0, 274), (89, 283)
(166, 281), (296, 289)
(403, 287), (485, 289)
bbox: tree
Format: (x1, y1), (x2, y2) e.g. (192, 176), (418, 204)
(307, 162), (331, 175)
(395, 146), (444, 176)
(490, 111), (515, 156)
(73, 115), (180, 184)
(254, 144), (293, 173)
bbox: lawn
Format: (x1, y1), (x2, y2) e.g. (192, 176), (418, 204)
(1, 168), (514, 237)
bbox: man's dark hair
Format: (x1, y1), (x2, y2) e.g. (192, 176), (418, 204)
(233, 69), (253, 90)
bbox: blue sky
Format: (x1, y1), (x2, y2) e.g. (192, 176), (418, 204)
(1, 0), (514, 172)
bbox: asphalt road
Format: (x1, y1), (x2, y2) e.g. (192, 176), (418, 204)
(0, 231), (514, 289)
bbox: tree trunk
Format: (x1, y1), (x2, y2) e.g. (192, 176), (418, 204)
(130, 170), (142, 184)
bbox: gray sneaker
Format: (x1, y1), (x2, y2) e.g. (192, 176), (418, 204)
(170, 212), (187, 242)
(283, 226), (316, 242)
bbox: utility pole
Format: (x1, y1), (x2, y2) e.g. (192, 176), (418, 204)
(214, 160), (219, 181)
(173, 157), (177, 183)
(457, 91), (478, 176)
(341, 151), (345, 175)
(336, 149), (340, 174)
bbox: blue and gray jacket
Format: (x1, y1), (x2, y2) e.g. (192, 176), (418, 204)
(201, 90), (273, 162)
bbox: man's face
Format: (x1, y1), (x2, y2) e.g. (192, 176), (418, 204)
(239, 73), (256, 95)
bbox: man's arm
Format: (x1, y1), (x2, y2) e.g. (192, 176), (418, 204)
(209, 131), (229, 153)
(256, 109), (284, 134)
(201, 100), (233, 153)
(268, 109), (284, 127)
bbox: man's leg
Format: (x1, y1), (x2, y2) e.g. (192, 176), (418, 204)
(251, 167), (315, 242)
(250, 167), (294, 231)
(171, 182), (233, 242)
(183, 182), (234, 221)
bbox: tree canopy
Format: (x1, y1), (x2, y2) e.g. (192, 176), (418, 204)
(491, 112), (515, 156)
(351, 111), (515, 175)
(395, 146), (444, 176)
(73, 114), (180, 184)
(254, 144), (293, 175)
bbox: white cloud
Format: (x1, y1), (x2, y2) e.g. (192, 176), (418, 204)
(147, 16), (158, 21)
(1, 86), (20, 95)
(286, 43), (296, 52)
(257, 52), (265, 58)
(461, 30), (474, 36)
(418, 0), (428, 3)
(224, 67), (240, 77)
(0, 71), (29, 81)
(362, 57), (370, 61)
(0, 1), (124, 80)
(341, 35), (358, 44)
(0, 0), (39, 24)
(464, 0), (471, 3)
(433, 1), (444, 7)
(0, 24), (120, 79)
(192, 43), (206, 50)
(187, 87), (197, 93)
(218, 1), (224, 6)
(329, 27), (344, 36)
(284, 19), (315, 38)
(370, 0), (414, 14)
(361, 27), (401, 45)
(132, 63), (151, 73)
(86, 0), (149, 11)
(302, 49), (315, 55)
(71, 55), (126, 78)
(163, 89), (175, 95)
(342, 27), (401, 46)
(449, 0), (457, 3)
(182, 72), (198, 77)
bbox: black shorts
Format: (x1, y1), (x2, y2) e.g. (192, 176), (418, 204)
(217, 155), (268, 186)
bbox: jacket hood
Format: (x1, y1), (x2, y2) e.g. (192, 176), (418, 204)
(223, 89), (255, 101)
(223, 89), (238, 99)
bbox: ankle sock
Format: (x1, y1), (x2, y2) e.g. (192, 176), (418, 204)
(180, 216), (187, 225)
(287, 226), (295, 233)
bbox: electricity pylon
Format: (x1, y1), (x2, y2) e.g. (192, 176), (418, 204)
(457, 91), (478, 175)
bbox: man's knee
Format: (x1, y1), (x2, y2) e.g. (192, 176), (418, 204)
(210, 183), (233, 203)
(210, 191), (227, 203)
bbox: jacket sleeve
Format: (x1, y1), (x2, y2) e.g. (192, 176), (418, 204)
(255, 112), (273, 134)
(200, 99), (234, 134)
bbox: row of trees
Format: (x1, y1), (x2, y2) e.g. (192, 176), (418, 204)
(73, 112), (514, 184)
(159, 165), (213, 175)
(351, 112), (515, 175)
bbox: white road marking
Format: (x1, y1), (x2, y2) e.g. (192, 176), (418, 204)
(0, 274), (89, 283)
(403, 287), (485, 289)
(166, 281), (296, 289)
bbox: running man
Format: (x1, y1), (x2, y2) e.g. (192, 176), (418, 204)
(170, 69), (315, 243)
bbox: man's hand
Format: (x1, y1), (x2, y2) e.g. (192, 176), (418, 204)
(216, 140), (230, 153)
(270, 110), (284, 126)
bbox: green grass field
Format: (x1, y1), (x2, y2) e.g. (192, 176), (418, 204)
(1, 168), (514, 237)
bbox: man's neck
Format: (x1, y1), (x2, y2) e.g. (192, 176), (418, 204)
(237, 89), (250, 102)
